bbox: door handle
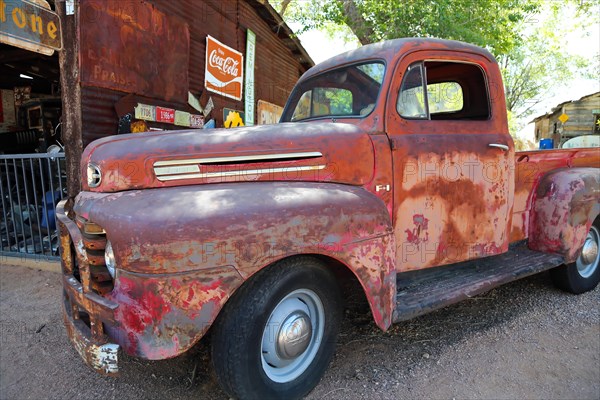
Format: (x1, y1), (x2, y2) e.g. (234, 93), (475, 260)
(488, 143), (509, 151)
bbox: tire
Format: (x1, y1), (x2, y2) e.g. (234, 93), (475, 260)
(211, 256), (342, 399)
(551, 219), (600, 294)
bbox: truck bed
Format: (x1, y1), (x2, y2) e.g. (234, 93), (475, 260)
(511, 147), (599, 242)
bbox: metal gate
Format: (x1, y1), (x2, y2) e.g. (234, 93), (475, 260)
(0, 153), (66, 260)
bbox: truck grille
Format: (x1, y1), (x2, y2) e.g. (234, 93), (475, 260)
(72, 218), (114, 295)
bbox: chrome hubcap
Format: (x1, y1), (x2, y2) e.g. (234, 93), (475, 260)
(577, 226), (600, 278)
(276, 311), (312, 359)
(261, 289), (324, 383)
(581, 238), (598, 265)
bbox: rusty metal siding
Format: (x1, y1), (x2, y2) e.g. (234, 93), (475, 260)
(80, 87), (121, 147)
(148, 0), (307, 119)
(78, 0), (310, 143)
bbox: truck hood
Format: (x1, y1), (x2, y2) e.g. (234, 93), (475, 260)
(81, 122), (375, 192)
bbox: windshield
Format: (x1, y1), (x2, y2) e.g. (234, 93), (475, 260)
(281, 62), (385, 122)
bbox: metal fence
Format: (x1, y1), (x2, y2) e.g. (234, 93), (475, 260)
(0, 153), (67, 259)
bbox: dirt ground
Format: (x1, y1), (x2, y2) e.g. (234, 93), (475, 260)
(0, 264), (598, 400)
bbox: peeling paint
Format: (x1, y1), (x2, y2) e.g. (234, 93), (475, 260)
(529, 168), (600, 262)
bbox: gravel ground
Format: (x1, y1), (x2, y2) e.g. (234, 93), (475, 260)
(0, 264), (598, 400)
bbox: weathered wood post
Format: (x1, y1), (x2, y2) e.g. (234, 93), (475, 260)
(56, 0), (83, 199)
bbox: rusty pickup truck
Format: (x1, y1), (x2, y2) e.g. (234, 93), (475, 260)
(57, 38), (600, 399)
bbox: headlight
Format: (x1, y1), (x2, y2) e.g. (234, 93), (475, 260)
(87, 163), (102, 188)
(104, 240), (116, 278)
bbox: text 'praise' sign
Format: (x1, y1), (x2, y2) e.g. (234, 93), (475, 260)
(205, 35), (243, 101)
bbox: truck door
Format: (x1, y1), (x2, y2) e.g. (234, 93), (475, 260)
(386, 52), (515, 271)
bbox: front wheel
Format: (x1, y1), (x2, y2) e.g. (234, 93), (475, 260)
(211, 257), (342, 399)
(551, 220), (600, 294)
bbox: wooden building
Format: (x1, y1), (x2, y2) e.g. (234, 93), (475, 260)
(2, 0), (314, 256)
(531, 92), (600, 148)
(51, 0), (313, 195)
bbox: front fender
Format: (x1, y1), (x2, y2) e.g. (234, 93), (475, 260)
(74, 182), (396, 357)
(529, 168), (600, 262)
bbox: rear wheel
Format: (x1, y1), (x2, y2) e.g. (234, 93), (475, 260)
(551, 220), (600, 294)
(211, 257), (342, 399)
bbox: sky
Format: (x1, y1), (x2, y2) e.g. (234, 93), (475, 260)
(289, 6), (600, 142)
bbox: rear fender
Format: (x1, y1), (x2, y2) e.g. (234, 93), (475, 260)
(529, 168), (600, 262)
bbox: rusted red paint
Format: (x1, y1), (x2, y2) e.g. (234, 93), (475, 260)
(405, 214), (429, 245)
(511, 148), (600, 242)
(72, 181), (395, 330)
(390, 133), (514, 270)
(529, 168), (600, 262)
(80, 122), (375, 193)
(105, 267), (242, 359)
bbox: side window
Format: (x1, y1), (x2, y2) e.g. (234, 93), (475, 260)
(397, 63), (427, 119)
(397, 61), (489, 120)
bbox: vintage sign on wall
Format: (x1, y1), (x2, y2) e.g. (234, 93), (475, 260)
(257, 100), (284, 125)
(134, 103), (203, 129)
(156, 107), (175, 124)
(223, 108), (245, 128)
(80, 1), (189, 102)
(244, 29), (256, 125)
(0, 0), (62, 55)
(205, 35), (244, 101)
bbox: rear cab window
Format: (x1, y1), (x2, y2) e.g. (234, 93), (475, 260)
(397, 61), (489, 121)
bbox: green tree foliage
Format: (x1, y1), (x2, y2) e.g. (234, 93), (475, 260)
(274, 0), (540, 57)
(499, 0), (598, 120)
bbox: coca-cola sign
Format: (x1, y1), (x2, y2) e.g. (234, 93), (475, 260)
(205, 35), (244, 101)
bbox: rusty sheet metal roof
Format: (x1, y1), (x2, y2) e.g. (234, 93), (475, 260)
(301, 38), (496, 81)
(531, 91), (600, 123)
(246, 0), (314, 71)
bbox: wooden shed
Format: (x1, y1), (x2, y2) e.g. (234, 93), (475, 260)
(58, 0), (314, 195)
(531, 92), (600, 148)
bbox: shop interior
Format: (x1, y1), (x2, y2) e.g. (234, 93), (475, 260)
(0, 43), (63, 255)
(0, 43), (62, 154)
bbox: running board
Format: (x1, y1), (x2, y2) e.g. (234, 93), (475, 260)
(393, 244), (564, 322)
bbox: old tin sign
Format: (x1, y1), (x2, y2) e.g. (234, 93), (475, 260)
(205, 35), (244, 101)
(223, 108), (245, 128)
(174, 110), (191, 127)
(244, 29), (256, 125)
(0, 0), (62, 55)
(190, 114), (204, 128)
(79, 1), (189, 102)
(156, 107), (175, 124)
(134, 103), (155, 121)
(257, 100), (283, 125)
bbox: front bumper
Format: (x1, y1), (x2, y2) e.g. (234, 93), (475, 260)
(57, 200), (120, 376)
(57, 195), (246, 370)
(62, 295), (119, 375)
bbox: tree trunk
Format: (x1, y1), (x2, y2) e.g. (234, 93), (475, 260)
(342, 0), (375, 45)
(279, 0), (292, 17)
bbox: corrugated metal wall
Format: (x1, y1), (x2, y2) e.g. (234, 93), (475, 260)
(79, 0), (311, 147)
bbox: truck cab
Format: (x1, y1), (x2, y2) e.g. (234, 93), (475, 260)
(57, 38), (600, 399)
